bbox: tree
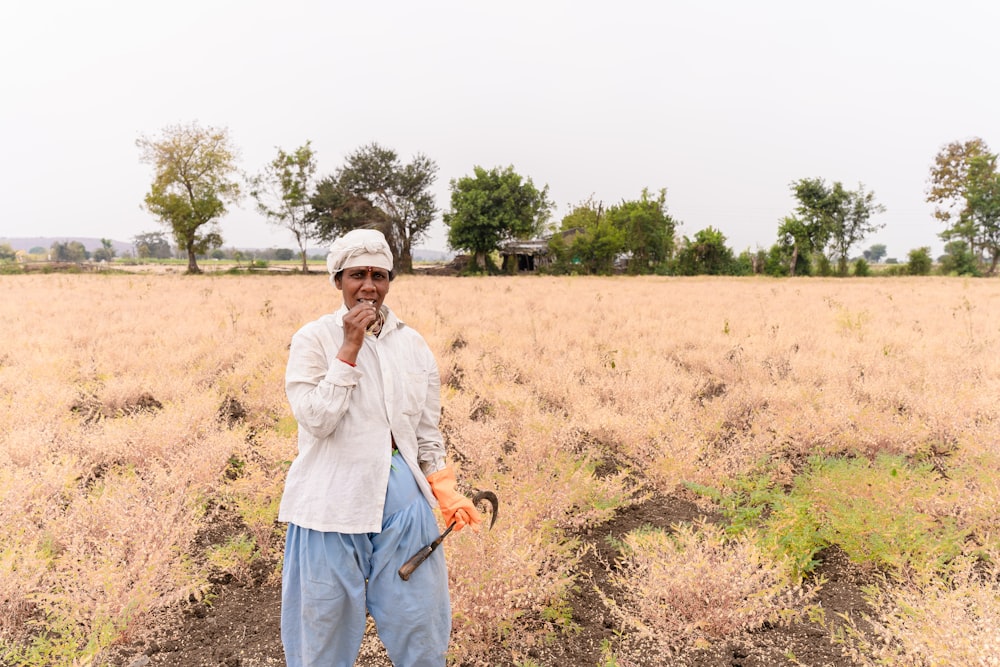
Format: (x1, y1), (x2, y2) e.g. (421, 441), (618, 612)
(828, 183), (886, 276)
(308, 175), (387, 246)
(568, 216), (626, 275)
(782, 178), (839, 275)
(248, 142), (318, 272)
(335, 143), (437, 273)
(604, 188), (676, 273)
(444, 165), (552, 271)
(92, 238), (116, 263)
(938, 240), (980, 276)
(787, 178), (885, 276)
(906, 247), (933, 276)
(763, 242), (795, 276)
(51, 241), (88, 262)
(0, 243), (16, 261)
(675, 227), (735, 275)
(864, 243), (887, 263)
(776, 216), (814, 276)
(962, 153), (1000, 275)
(548, 197), (622, 274)
(137, 122), (241, 274)
(927, 138), (990, 255)
(133, 231), (173, 259)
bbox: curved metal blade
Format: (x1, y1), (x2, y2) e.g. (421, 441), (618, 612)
(472, 490), (499, 530)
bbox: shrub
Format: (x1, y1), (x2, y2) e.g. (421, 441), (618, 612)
(906, 247), (933, 276)
(838, 549), (1000, 666)
(607, 521), (816, 654)
(938, 240), (981, 276)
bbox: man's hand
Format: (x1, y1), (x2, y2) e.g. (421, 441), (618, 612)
(337, 301), (378, 363)
(426, 466), (482, 532)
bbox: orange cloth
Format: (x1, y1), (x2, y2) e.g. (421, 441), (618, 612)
(426, 466), (482, 532)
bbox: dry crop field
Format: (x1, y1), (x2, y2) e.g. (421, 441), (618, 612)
(1, 273), (999, 666)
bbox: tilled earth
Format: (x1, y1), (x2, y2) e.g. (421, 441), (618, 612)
(106, 491), (868, 667)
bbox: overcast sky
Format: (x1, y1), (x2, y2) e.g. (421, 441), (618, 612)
(2, 1), (998, 258)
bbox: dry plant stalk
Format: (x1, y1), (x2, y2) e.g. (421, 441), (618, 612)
(1, 274), (999, 664)
(608, 521), (818, 656)
(838, 549), (1000, 667)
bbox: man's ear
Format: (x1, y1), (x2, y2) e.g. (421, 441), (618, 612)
(333, 275), (342, 290)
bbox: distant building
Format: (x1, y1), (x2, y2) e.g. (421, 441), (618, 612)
(499, 228), (582, 272)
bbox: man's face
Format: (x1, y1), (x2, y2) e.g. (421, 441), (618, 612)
(335, 265), (390, 311)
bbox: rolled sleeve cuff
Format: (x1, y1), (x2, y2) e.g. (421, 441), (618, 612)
(324, 358), (362, 386)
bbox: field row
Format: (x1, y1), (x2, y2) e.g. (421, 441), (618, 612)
(1, 274), (998, 665)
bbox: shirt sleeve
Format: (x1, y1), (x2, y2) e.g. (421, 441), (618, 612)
(416, 345), (447, 476)
(285, 327), (360, 439)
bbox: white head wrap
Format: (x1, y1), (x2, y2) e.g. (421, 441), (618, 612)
(326, 229), (393, 275)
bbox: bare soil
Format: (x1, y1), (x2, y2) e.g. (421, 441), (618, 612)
(105, 489), (869, 667)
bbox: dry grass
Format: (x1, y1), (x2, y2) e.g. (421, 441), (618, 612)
(607, 521), (818, 655)
(838, 549), (1000, 666)
(1, 273), (999, 665)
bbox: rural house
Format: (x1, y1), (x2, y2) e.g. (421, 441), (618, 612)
(499, 228), (583, 272)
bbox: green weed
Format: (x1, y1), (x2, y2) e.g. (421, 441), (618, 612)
(691, 455), (969, 580)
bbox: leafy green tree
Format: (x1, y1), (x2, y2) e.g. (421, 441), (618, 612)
(927, 138), (990, 257)
(675, 226), (735, 275)
(335, 143), (437, 273)
(51, 241), (88, 262)
(776, 215), (815, 276)
(787, 178), (885, 276)
(558, 196), (603, 232)
(569, 216), (626, 275)
(938, 240), (980, 276)
(962, 153), (1000, 275)
(133, 231), (173, 259)
(547, 199), (595, 273)
(137, 122), (241, 274)
(736, 248), (766, 275)
(853, 257), (870, 277)
(547, 197), (620, 274)
(906, 247), (933, 275)
(763, 243), (793, 276)
(308, 175), (386, 245)
(863, 243), (887, 263)
(444, 165), (552, 272)
(788, 179), (837, 271)
(92, 238), (116, 262)
(829, 183), (886, 275)
(604, 188), (676, 273)
(0, 243), (16, 261)
(248, 142), (318, 272)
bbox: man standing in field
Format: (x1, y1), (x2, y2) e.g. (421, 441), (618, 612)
(278, 229), (481, 666)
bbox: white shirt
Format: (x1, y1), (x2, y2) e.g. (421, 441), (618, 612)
(278, 304), (446, 533)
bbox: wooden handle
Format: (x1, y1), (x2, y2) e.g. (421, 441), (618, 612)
(398, 523), (454, 580)
(398, 545), (433, 581)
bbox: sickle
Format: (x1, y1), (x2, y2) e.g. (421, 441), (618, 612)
(398, 489), (500, 580)
(472, 490), (499, 530)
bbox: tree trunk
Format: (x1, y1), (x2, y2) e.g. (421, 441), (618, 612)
(789, 244), (799, 277)
(398, 234), (413, 273)
(186, 241), (201, 274)
(300, 249), (309, 273)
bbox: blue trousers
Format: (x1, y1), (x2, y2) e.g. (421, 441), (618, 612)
(281, 453), (451, 666)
